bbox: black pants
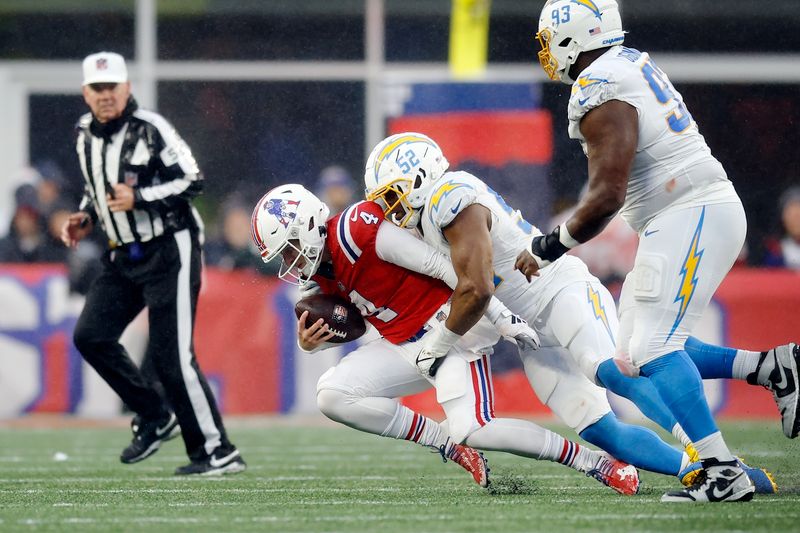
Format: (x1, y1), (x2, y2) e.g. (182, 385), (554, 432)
(73, 229), (233, 461)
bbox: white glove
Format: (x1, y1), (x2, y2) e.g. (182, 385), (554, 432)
(415, 326), (460, 378)
(299, 280), (322, 299)
(493, 309), (540, 351)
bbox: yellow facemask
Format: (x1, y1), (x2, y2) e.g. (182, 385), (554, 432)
(366, 179), (416, 228)
(535, 28), (560, 81)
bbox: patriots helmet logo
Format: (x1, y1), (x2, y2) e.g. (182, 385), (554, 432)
(264, 198), (300, 228)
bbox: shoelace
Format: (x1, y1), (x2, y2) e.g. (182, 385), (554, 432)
(587, 458), (619, 486)
(435, 437), (456, 464)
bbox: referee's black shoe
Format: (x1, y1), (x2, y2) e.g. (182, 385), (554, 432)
(120, 412), (180, 464)
(174, 448), (247, 476)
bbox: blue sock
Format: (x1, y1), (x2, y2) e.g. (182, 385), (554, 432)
(579, 412), (682, 476)
(596, 359), (678, 432)
(684, 336), (737, 379)
(640, 350), (718, 442)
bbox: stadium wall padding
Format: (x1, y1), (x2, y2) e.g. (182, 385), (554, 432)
(0, 265), (796, 420)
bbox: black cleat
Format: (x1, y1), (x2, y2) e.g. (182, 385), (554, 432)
(174, 449), (247, 476)
(120, 412), (180, 464)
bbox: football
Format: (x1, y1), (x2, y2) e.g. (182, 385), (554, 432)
(294, 294), (367, 344)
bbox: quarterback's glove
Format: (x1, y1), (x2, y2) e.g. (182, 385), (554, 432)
(415, 325), (460, 378)
(298, 279), (322, 299)
(493, 309), (540, 351)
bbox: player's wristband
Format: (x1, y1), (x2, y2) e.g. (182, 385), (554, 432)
(423, 326), (461, 359)
(531, 227), (571, 262)
(484, 297), (505, 324)
(557, 224), (580, 249)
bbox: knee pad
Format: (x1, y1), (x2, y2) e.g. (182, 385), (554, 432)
(532, 364), (609, 434)
(315, 388), (350, 423)
(549, 381), (609, 434)
(442, 406), (481, 444)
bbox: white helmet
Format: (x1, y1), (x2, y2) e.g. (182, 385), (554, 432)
(363, 132), (449, 229)
(250, 183), (330, 285)
(535, 0), (624, 84)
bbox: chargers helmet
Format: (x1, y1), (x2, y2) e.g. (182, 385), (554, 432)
(535, 0), (624, 83)
(251, 184), (329, 285)
(364, 132), (449, 229)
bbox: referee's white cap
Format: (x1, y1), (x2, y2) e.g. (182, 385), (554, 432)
(82, 51), (128, 86)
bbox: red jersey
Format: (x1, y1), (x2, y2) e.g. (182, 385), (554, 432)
(312, 201), (451, 344)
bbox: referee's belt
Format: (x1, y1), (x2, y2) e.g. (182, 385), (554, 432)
(406, 325), (431, 343)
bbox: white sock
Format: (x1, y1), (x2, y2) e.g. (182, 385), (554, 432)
(465, 418), (594, 473)
(382, 403), (448, 448)
(731, 350), (762, 381)
(317, 390), (448, 449)
(692, 431), (735, 462)
(671, 423), (693, 448)
(679, 451), (692, 472)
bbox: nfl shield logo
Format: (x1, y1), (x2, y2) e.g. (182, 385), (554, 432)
(124, 171), (138, 186)
(332, 304), (348, 324)
(96, 58), (108, 70)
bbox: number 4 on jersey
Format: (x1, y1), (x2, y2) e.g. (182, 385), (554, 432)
(349, 289), (397, 322)
(360, 211), (379, 225)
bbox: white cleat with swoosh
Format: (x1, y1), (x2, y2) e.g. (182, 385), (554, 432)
(747, 343), (800, 438)
(662, 458), (755, 503)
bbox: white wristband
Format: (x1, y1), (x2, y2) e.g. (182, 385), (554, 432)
(558, 224), (580, 249)
(424, 326), (461, 358)
(484, 297), (505, 323)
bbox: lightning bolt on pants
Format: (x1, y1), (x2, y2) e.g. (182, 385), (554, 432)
(617, 200), (747, 368)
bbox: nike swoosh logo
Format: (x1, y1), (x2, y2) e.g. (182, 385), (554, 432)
(450, 199), (463, 214)
(711, 472), (744, 499)
(578, 97), (590, 106)
(155, 415), (175, 437)
(209, 450), (240, 468)
(350, 209), (358, 222)
(774, 355), (789, 390)
(770, 351), (795, 398)
(644, 229), (659, 237)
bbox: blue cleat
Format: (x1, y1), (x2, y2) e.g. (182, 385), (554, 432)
(678, 457), (777, 494)
(737, 458), (778, 494)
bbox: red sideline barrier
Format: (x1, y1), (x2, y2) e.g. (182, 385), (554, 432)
(389, 111), (553, 167)
(1, 266), (796, 417)
(194, 270), (285, 413)
(403, 268), (800, 419)
(715, 269), (800, 418)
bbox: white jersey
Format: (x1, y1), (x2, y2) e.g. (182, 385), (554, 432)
(568, 46), (739, 232)
(419, 171), (596, 320)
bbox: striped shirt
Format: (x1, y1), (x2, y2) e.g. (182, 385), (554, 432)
(75, 103), (204, 246)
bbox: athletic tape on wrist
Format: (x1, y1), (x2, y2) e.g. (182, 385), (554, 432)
(426, 326), (461, 357)
(558, 224), (580, 249)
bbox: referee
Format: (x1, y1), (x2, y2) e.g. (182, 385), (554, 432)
(61, 51), (245, 475)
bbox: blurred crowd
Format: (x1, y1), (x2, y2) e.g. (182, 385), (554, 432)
(0, 162), (360, 291)
(2, 161), (798, 287)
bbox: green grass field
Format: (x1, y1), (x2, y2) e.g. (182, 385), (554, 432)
(1, 418), (798, 532)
